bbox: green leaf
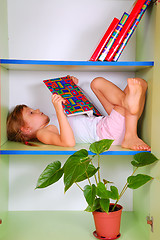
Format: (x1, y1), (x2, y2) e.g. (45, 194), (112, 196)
(97, 182), (116, 200)
(85, 198), (100, 212)
(84, 205), (92, 212)
(131, 152), (158, 167)
(89, 139), (114, 155)
(76, 164), (99, 182)
(127, 174), (153, 189)
(110, 186), (119, 200)
(97, 182), (109, 198)
(84, 184), (97, 207)
(64, 149), (89, 168)
(63, 150), (90, 192)
(36, 161), (63, 189)
(100, 199), (110, 213)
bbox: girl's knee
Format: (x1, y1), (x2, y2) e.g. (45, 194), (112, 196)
(91, 77), (100, 91)
(90, 77), (107, 91)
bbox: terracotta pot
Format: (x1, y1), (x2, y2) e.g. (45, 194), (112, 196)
(92, 203), (123, 239)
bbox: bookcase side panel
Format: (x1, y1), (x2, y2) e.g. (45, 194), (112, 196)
(0, 155), (9, 240)
(149, 3), (160, 240)
(134, 3), (160, 240)
(132, 69), (152, 240)
(0, 66), (9, 146)
(0, 0), (9, 146)
(0, 1), (10, 238)
(0, 0), (8, 59)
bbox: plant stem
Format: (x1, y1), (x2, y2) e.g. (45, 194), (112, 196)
(94, 174), (98, 185)
(119, 167), (138, 200)
(91, 160), (98, 185)
(111, 200), (118, 212)
(98, 154), (101, 182)
(119, 182), (128, 199)
(131, 167), (138, 176)
(75, 182), (83, 191)
(85, 171), (92, 186)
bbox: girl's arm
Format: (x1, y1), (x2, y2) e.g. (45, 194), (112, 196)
(36, 94), (75, 147)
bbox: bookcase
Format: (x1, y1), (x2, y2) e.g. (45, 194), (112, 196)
(0, 1), (160, 240)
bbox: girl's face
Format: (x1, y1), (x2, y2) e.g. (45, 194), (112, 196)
(21, 107), (49, 134)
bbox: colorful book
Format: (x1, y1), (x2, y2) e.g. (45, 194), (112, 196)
(43, 76), (102, 117)
(89, 18), (119, 61)
(113, 0), (151, 61)
(105, 0), (147, 61)
(98, 12), (129, 61)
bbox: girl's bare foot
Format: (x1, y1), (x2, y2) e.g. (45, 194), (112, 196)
(122, 135), (151, 151)
(123, 78), (143, 115)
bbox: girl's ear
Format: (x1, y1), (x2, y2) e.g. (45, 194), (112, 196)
(20, 126), (31, 134)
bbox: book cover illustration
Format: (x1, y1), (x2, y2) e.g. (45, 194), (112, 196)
(98, 12), (129, 61)
(43, 76), (101, 117)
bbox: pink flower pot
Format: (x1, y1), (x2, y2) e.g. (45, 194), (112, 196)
(92, 204), (123, 239)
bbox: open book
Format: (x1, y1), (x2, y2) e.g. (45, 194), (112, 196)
(43, 76), (101, 117)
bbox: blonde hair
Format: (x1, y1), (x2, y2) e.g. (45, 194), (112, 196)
(7, 105), (36, 146)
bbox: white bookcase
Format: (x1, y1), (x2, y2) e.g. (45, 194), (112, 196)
(0, 1), (160, 240)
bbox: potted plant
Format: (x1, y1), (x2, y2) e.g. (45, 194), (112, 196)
(36, 139), (158, 240)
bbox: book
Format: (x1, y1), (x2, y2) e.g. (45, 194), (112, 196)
(113, 0), (151, 61)
(98, 12), (129, 61)
(89, 18), (119, 61)
(105, 0), (147, 61)
(43, 76), (102, 117)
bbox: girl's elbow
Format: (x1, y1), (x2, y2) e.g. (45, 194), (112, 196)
(65, 139), (76, 147)
(71, 142), (76, 147)
(67, 141), (76, 147)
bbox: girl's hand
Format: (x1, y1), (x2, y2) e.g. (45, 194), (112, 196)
(52, 94), (66, 111)
(67, 75), (79, 85)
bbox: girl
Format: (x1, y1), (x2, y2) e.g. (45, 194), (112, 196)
(7, 76), (151, 151)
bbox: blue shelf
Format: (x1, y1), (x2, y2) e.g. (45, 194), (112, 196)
(0, 150), (149, 155)
(0, 59), (154, 71)
(0, 58), (154, 66)
(0, 141), (150, 155)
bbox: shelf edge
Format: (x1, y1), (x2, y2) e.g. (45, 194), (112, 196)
(0, 149), (150, 155)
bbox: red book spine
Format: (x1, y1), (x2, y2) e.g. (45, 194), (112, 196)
(89, 18), (119, 61)
(105, 0), (147, 61)
(113, 0), (151, 61)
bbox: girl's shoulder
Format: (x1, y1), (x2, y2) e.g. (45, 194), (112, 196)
(37, 124), (59, 135)
(36, 124), (59, 144)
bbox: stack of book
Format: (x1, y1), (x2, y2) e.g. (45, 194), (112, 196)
(90, 0), (152, 62)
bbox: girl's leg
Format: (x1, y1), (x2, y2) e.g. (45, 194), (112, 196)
(123, 77), (148, 118)
(91, 77), (150, 150)
(121, 113), (150, 150)
(90, 77), (125, 115)
(122, 78), (150, 150)
(91, 77), (148, 117)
